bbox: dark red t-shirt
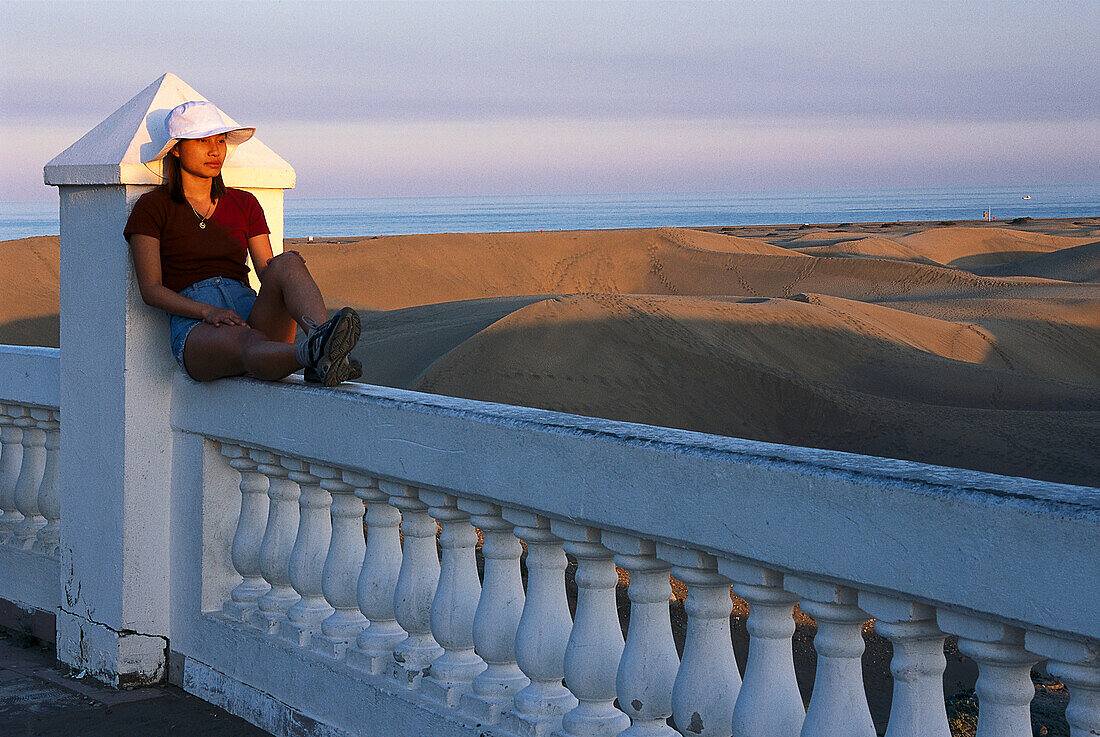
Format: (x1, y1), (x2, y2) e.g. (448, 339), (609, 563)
(124, 187), (270, 292)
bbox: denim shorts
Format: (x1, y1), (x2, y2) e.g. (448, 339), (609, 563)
(169, 276), (257, 370)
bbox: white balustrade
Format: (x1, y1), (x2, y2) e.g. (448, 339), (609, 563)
(249, 449), (302, 634)
(11, 407), (49, 549)
(279, 458), (334, 646)
(220, 443), (270, 622)
(0, 403), (25, 542)
(551, 521), (628, 737)
(786, 577), (875, 737)
(657, 544), (740, 737)
(345, 471), (406, 674)
(718, 560), (805, 737)
(1026, 632), (1100, 737)
(938, 612), (1039, 737)
(386, 481), (443, 688)
(461, 499), (528, 724)
(858, 593), (949, 737)
(604, 532), (679, 737)
(311, 464), (368, 659)
(31, 409), (60, 557)
(420, 489), (485, 705)
(502, 509), (577, 737)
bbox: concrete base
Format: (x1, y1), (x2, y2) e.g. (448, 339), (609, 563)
(346, 646), (394, 675)
(310, 632), (354, 661)
(179, 615), (502, 737)
(55, 609), (167, 687)
(0, 546), (60, 617)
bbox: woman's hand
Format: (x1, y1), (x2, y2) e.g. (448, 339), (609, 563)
(202, 305), (247, 327)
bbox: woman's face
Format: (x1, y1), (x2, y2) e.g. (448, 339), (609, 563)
(171, 135), (228, 179)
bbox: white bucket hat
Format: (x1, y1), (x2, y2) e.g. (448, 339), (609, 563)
(144, 100), (255, 163)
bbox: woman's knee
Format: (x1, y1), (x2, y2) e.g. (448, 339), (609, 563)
(261, 251), (310, 286)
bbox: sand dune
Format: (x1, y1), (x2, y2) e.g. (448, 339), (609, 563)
(900, 226), (1094, 269)
(977, 240), (1100, 283)
(793, 236), (940, 265)
(0, 236), (59, 348)
(3, 219), (1098, 486)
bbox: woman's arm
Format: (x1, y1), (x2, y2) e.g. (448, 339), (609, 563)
(128, 234), (246, 326)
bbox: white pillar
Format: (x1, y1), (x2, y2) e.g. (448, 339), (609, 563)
(31, 410), (61, 557)
(717, 559), (804, 737)
(859, 593), (949, 737)
(502, 509), (576, 737)
(552, 520), (628, 737)
(278, 459), (334, 647)
(311, 464), (368, 660)
(938, 612), (1039, 737)
(386, 481), (443, 688)
(344, 471), (406, 675)
(604, 532), (680, 737)
(45, 72), (294, 685)
(0, 404), (25, 542)
(658, 544), (740, 737)
(462, 499), (528, 724)
(420, 489), (485, 706)
(786, 577), (875, 737)
(250, 449), (302, 634)
(1027, 632), (1100, 737)
(11, 407), (48, 549)
(219, 444), (271, 623)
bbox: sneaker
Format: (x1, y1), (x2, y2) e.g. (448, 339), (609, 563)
(304, 357), (362, 385)
(301, 307), (361, 386)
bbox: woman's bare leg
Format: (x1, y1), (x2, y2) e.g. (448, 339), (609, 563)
(182, 324), (302, 381)
(247, 253), (328, 343)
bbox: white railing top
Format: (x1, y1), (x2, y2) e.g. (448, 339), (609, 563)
(0, 345), (60, 408)
(173, 374), (1100, 642)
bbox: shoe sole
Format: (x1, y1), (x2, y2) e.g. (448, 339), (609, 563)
(318, 308), (361, 387)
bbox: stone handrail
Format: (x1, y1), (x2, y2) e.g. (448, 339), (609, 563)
(0, 346), (62, 616)
(167, 373), (1100, 737)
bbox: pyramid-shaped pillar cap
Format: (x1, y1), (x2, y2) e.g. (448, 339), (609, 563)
(44, 73), (295, 189)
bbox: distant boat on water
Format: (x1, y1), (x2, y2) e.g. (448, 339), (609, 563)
(1023, 195), (1032, 199)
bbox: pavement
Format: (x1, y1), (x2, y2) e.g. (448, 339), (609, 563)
(0, 629), (270, 737)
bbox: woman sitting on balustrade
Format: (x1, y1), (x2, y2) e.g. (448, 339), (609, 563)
(125, 101), (360, 386)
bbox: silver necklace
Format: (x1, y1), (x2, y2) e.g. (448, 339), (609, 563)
(189, 199), (215, 229)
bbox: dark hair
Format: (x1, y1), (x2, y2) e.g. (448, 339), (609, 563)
(162, 145), (226, 203)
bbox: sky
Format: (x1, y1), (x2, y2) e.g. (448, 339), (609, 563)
(1, 0), (1098, 201)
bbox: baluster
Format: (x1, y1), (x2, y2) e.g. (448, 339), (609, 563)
(219, 443), (270, 622)
(32, 410), (61, 558)
(551, 521), (628, 737)
(502, 509), (576, 737)
(717, 559), (804, 737)
(786, 577), (875, 737)
(310, 464), (368, 659)
(657, 544), (739, 737)
(420, 489), (485, 705)
(386, 481), (443, 688)
(249, 449), (301, 634)
(11, 407), (49, 549)
(938, 612), (1039, 737)
(278, 459), (334, 647)
(0, 404), (25, 542)
(460, 499), (528, 724)
(345, 472), (406, 675)
(1027, 632), (1100, 737)
(603, 532), (679, 737)
(859, 593), (949, 737)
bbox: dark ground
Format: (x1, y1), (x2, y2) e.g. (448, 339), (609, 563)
(0, 628), (269, 737)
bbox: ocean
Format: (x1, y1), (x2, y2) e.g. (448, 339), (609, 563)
(2, 183), (1096, 242)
